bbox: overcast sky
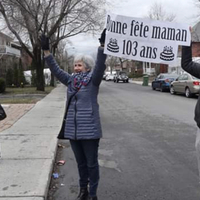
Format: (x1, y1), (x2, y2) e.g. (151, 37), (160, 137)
(68, 0), (199, 56)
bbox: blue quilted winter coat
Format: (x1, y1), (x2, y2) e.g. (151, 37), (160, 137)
(45, 47), (107, 140)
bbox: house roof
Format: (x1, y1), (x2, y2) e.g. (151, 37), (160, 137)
(0, 31), (13, 41)
(192, 22), (200, 42)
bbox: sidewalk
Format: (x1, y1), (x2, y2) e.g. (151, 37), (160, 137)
(0, 84), (66, 200)
(0, 104), (35, 132)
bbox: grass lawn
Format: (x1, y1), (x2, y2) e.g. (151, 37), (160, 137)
(4, 86), (54, 94)
(0, 86), (55, 104)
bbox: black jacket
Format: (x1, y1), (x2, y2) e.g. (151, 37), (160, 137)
(182, 45), (200, 128)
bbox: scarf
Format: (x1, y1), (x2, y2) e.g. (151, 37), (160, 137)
(72, 72), (92, 90)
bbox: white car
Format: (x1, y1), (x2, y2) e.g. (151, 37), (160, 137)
(105, 74), (115, 81)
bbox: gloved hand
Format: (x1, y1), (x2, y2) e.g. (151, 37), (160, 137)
(41, 34), (50, 51)
(99, 28), (106, 47)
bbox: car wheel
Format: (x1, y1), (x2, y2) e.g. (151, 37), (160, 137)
(185, 87), (192, 98)
(160, 85), (164, 92)
(170, 86), (175, 95)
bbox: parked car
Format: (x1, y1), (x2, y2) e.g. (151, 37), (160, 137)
(103, 74), (107, 80)
(152, 73), (179, 92)
(170, 73), (200, 98)
(113, 71), (129, 83)
(105, 74), (115, 81)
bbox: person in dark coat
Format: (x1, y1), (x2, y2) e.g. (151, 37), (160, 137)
(181, 30), (200, 179)
(0, 104), (6, 121)
(41, 29), (106, 200)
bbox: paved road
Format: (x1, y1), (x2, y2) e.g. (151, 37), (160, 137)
(48, 81), (200, 200)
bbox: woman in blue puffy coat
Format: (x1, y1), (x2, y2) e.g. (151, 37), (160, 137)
(41, 29), (106, 200)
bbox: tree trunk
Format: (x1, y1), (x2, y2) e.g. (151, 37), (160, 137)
(50, 46), (56, 87)
(50, 73), (55, 87)
(33, 47), (44, 91)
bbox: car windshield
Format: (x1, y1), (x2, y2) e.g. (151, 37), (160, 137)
(163, 74), (178, 78)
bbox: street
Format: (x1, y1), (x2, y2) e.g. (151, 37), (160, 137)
(48, 81), (200, 200)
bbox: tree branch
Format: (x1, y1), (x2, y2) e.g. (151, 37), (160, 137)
(0, 2), (33, 58)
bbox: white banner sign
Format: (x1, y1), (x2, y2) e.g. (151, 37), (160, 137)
(104, 12), (191, 64)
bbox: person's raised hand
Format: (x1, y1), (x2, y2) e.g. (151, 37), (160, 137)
(40, 34), (50, 51)
(99, 28), (106, 47)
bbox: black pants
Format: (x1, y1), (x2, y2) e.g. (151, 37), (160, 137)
(70, 139), (100, 197)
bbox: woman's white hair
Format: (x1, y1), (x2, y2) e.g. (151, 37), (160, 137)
(74, 54), (95, 71)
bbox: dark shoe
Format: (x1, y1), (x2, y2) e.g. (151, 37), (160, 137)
(88, 196), (98, 200)
(76, 188), (88, 200)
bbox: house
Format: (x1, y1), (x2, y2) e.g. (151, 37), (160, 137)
(105, 54), (168, 76)
(191, 22), (200, 59)
(122, 60), (143, 75)
(0, 32), (32, 79)
(0, 32), (21, 78)
(0, 32), (20, 57)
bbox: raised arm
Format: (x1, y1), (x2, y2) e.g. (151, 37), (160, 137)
(41, 35), (71, 86)
(92, 29), (107, 86)
(182, 44), (200, 79)
(92, 47), (107, 86)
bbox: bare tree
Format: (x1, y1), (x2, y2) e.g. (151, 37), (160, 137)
(106, 56), (120, 74)
(0, 0), (106, 91)
(56, 41), (74, 73)
(146, 2), (176, 75)
(147, 2), (176, 22)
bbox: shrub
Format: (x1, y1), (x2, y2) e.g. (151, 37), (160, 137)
(6, 65), (26, 88)
(13, 66), (19, 87)
(18, 65), (26, 87)
(6, 68), (14, 86)
(31, 70), (37, 86)
(0, 78), (6, 93)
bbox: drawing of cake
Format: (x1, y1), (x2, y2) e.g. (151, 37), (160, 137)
(160, 46), (175, 61)
(107, 38), (119, 53)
